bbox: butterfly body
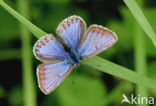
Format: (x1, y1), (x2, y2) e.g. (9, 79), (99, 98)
(65, 48), (80, 65)
(56, 36), (80, 65)
(33, 15), (118, 94)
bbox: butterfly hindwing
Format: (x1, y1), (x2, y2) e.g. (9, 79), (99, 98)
(33, 34), (67, 63)
(56, 15), (86, 51)
(78, 25), (118, 60)
(37, 60), (74, 94)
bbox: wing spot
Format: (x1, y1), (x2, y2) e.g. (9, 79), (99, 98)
(58, 30), (62, 34)
(41, 41), (45, 45)
(102, 30), (105, 35)
(106, 33), (109, 36)
(37, 45), (41, 48)
(50, 36), (54, 40)
(45, 38), (49, 42)
(71, 19), (74, 23)
(67, 21), (70, 26)
(57, 75), (61, 78)
(92, 27), (96, 32)
(35, 49), (39, 52)
(39, 67), (45, 71)
(40, 78), (45, 81)
(40, 73), (44, 76)
(76, 18), (78, 22)
(97, 28), (101, 33)
(63, 24), (66, 29)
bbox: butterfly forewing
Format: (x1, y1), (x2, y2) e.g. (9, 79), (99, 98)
(37, 60), (74, 94)
(56, 15), (86, 51)
(33, 34), (67, 63)
(78, 25), (118, 60)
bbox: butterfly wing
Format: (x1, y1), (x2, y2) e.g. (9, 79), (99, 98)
(78, 25), (118, 60)
(56, 15), (86, 51)
(37, 60), (74, 94)
(33, 34), (67, 63)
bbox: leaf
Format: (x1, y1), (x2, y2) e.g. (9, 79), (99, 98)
(17, 0), (37, 106)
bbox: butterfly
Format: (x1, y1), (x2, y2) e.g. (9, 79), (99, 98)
(33, 15), (118, 94)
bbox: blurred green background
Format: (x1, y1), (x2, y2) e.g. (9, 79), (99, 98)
(0, 0), (156, 106)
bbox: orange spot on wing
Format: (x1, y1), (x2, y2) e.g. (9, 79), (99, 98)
(63, 24), (66, 29)
(97, 28), (101, 33)
(41, 41), (45, 45)
(40, 78), (45, 81)
(76, 18), (78, 22)
(40, 73), (44, 76)
(102, 30), (105, 35)
(58, 30), (62, 33)
(71, 19), (74, 23)
(106, 33), (109, 36)
(92, 27), (96, 32)
(39, 67), (45, 71)
(67, 21), (70, 26)
(45, 38), (49, 42)
(37, 45), (41, 48)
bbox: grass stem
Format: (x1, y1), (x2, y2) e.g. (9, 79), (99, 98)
(17, 0), (37, 105)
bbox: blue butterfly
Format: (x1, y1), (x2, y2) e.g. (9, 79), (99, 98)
(33, 15), (118, 94)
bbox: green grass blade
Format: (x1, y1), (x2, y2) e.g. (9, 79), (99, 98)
(0, 0), (46, 38)
(133, 1), (149, 105)
(82, 56), (156, 89)
(134, 17), (148, 106)
(17, 0), (37, 106)
(123, 0), (156, 46)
